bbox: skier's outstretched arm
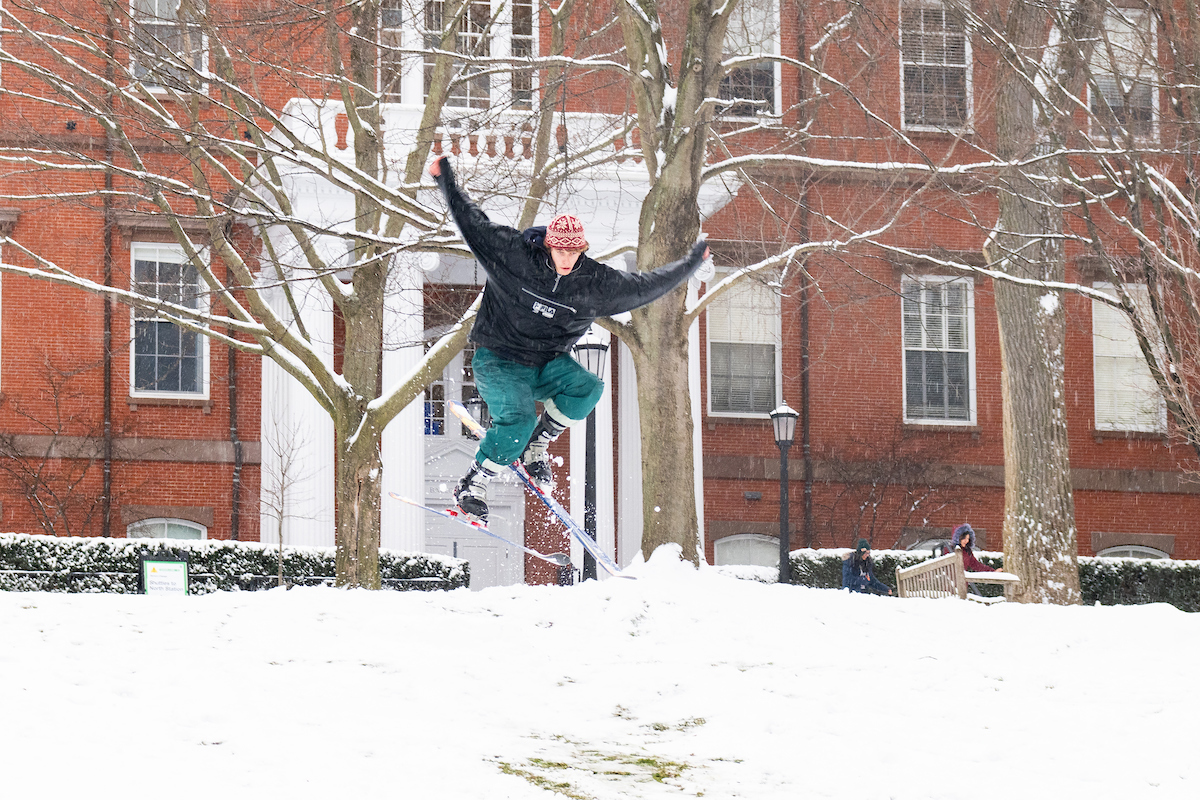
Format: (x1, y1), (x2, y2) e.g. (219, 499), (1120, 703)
(430, 156), (522, 271)
(595, 239), (712, 316)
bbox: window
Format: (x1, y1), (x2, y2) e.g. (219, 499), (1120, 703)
(900, 0), (970, 129)
(1092, 283), (1165, 432)
(131, 0), (207, 90)
(1097, 544), (1168, 559)
(707, 272), (780, 415)
(131, 244), (208, 397)
(509, 0), (534, 108)
(714, 534), (781, 567)
(380, 0), (404, 103)
(719, 0), (778, 117)
(128, 518), (206, 539)
(902, 277), (974, 423)
(421, 0), (533, 110)
(1089, 8), (1156, 140)
(425, 341), (479, 435)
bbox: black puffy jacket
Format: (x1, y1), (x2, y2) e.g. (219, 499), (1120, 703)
(434, 158), (708, 367)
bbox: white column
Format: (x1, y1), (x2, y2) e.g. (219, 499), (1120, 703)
(259, 249), (336, 547)
(616, 340), (642, 567)
(381, 254), (428, 552)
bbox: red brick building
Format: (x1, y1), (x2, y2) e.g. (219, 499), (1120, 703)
(1, 0), (1195, 587)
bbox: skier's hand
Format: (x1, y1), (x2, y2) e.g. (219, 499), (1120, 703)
(691, 242), (714, 283)
(429, 157), (443, 178)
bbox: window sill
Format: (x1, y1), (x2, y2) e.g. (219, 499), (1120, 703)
(1091, 428), (1167, 443)
(902, 422), (981, 439)
(902, 124), (975, 137)
(128, 395), (212, 414)
(706, 413), (773, 429)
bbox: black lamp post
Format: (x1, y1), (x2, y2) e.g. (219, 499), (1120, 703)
(572, 333), (610, 581)
(770, 404), (798, 585)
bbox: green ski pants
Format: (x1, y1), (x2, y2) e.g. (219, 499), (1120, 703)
(472, 347), (604, 466)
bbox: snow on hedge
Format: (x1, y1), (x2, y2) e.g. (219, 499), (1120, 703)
(0, 533), (468, 593)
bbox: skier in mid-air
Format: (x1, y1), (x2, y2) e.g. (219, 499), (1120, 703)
(430, 155), (711, 523)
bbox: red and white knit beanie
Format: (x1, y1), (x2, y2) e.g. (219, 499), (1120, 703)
(544, 213), (588, 250)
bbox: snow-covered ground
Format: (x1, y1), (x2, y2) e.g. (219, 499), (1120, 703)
(2, 546), (1195, 799)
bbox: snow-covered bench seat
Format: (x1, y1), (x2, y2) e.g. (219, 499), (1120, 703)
(896, 550), (1020, 600)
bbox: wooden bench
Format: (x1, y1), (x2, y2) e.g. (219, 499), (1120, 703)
(896, 550), (1020, 600)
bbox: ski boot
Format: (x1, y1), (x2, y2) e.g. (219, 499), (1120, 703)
(521, 411), (568, 492)
(454, 460), (500, 524)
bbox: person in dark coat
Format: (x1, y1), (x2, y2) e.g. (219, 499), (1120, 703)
(842, 539), (893, 595)
(951, 523), (995, 573)
(430, 156), (711, 523)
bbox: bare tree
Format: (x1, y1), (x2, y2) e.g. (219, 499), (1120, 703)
(0, 353), (138, 535)
(259, 419), (312, 587)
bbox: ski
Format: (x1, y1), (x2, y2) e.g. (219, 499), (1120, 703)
(447, 400), (632, 579)
(389, 492), (572, 568)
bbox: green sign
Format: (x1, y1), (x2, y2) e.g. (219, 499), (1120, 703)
(140, 557), (189, 595)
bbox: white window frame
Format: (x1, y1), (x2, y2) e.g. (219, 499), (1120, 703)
(706, 269), (782, 418)
(1092, 282), (1166, 433)
(127, 517), (207, 540)
(129, 243), (210, 400)
(1096, 544), (1168, 559)
(1088, 7), (1158, 142)
(379, 0), (405, 103)
(899, 0), (973, 132)
(130, 0), (209, 92)
(718, 0), (781, 119)
(415, 0), (537, 112)
(901, 275), (976, 425)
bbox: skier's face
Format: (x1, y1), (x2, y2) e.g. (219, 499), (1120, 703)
(550, 247), (584, 276)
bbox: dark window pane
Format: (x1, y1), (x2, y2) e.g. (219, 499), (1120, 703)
(135, 355), (157, 391)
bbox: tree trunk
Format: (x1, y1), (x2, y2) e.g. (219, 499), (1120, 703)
(628, 299), (699, 564)
(990, 0), (1082, 604)
(334, 427), (384, 590)
(993, 259), (1081, 604)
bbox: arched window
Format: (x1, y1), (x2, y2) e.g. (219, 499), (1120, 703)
(1097, 544), (1168, 559)
(127, 518), (206, 540)
(714, 534), (779, 567)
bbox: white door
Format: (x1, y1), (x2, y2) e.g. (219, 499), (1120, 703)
(423, 439), (526, 590)
(423, 501), (522, 590)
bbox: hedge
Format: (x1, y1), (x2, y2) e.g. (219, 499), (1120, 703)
(0, 533), (469, 594)
(787, 548), (1200, 611)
